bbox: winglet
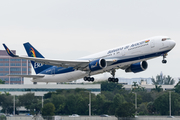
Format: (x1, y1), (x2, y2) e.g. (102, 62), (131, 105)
(2, 44), (19, 57)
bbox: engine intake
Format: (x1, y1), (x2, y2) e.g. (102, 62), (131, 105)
(125, 61), (148, 73)
(89, 59), (107, 71)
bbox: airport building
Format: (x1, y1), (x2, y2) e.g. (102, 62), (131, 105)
(124, 85), (175, 92)
(0, 50), (31, 84)
(0, 83), (176, 96)
(118, 77), (152, 85)
(0, 84), (101, 96)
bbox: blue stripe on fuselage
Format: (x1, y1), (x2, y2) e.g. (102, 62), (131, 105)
(39, 66), (74, 75)
(38, 50), (169, 75)
(112, 50), (170, 65)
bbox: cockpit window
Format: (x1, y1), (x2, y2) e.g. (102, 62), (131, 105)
(162, 38), (171, 41)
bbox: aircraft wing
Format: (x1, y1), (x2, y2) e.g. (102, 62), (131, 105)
(7, 74), (44, 78)
(15, 56), (89, 69)
(3, 44), (117, 70)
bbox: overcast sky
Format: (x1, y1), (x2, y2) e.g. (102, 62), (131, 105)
(0, 0), (179, 80)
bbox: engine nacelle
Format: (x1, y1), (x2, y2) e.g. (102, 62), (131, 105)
(125, 61), (148, 73)
(89, 59), (107, 71)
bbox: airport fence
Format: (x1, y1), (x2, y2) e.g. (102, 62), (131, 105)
(5, 115), (180, 120)
(32, 115), (180, 120)
(6, 116), (34, 120)
(42, 116), (117, 120)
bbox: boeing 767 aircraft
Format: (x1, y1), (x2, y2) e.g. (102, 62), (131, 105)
(3, 36), (176, 83)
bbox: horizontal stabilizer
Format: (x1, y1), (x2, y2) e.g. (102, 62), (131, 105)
(7, 74), (44, 78)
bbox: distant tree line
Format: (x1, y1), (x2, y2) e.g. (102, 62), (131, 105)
(0, 74), (179, 119)
(151, 73), (175, 85)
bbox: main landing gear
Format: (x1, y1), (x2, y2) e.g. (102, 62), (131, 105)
(84, 71), (95, 82)
(108, 69), (119, 83)
(84, 76), (94, 82)
(83, 69), (119, 83)
(162, 53), (167, 64)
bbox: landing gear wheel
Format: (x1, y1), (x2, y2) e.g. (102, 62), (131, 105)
(83, 77), (94, 82)
(108, 69), (119, 83)
(108, 77), (119, 83)
(115, 78), (119, 82)
(162, 54), (167, 64)
(108, 77), (112, 82)
(162, 60), (167, 64)
(90, 77), (94, 82)
(84, 77), (88, 81)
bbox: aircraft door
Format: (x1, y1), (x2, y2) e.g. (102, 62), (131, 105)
(150, 39), (155, 52)
(121, 49), (125, 56)
(150, 40), (155, 48)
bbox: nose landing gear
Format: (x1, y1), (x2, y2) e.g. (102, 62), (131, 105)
(162, 53), (167, 64)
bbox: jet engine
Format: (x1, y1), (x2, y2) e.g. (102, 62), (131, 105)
(89, 58), (107, 71)
(125, 61), (148, 73)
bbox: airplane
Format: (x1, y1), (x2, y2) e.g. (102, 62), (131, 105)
(3, 36), (176, 83)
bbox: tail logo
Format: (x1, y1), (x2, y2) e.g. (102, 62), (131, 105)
(34, 62), (43, 69)
(6, 48), (11, 55)
(30, 48), (36, 57)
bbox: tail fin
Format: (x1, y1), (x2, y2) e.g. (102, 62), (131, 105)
(23, 42), (52, 74)
(3, 44), (18, 57)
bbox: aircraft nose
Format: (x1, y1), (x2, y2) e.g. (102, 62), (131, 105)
(169, 40), (176, 48)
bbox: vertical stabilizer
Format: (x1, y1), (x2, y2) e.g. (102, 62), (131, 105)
(23, 42), (52, 74)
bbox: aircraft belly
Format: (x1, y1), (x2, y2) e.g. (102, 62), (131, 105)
(32, 71), (86, 82)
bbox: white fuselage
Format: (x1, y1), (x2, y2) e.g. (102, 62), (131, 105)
(32, 36), (176, 83)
